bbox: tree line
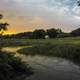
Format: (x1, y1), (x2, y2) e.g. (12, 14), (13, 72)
(1, 27), (80, 39)
(0, 14), (80, 39)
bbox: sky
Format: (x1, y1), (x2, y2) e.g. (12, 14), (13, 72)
(0, 0), (80, 34)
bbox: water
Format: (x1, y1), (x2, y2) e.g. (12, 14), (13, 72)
(2, 47), (80, 80)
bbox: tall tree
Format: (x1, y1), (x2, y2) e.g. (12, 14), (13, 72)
(0, 14), (9, 35)
(33, 29), (46, 39)
(47, 28), (58, 38)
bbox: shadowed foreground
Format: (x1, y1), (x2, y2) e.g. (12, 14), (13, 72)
(0, 50), (33, 80)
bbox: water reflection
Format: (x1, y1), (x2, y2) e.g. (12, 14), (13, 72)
(2, 47), (80, 80)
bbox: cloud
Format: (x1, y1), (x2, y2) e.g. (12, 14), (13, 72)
(0, 0), (80, 33)
(0, 0), (79, 18)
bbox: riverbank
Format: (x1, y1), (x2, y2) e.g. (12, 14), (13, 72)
(18, 44), (80, 64)
(1, 38), (80, 64)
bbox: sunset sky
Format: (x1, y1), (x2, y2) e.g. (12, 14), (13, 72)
(0, 0), (80, 34)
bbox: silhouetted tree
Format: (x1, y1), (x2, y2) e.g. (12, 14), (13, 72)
(71, 28), (80, 37)
(33, 29), (46, 39)
(47, 28), (58, 38)
(0, 23), (8, 31)
(0, 14), (9, 35)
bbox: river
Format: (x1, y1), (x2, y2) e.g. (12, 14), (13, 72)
(2, 47), (80, 80)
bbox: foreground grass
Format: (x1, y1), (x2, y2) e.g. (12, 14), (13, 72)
(0, 50), (33, 80)
(18, 44), (80, 64)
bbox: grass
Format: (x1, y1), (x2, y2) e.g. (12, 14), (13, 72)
(0, 50), (33, 80)
(0, 37), (80, 47)
(0, 37), (80, 64)
(18, 44), (80, 64)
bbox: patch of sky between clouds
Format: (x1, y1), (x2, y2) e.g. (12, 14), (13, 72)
(47, 0), (79, 16)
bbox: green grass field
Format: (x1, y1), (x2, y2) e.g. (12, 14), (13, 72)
(0, 37), (80, 47)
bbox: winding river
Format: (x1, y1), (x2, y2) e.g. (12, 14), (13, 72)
(2, 47), (80, 80)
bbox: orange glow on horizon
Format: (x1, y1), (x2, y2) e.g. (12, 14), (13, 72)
(4, 32), (16, 35)
(3, 28), (34, 35)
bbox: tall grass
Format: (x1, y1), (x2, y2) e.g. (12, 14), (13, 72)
(18, 44), (80, 63)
